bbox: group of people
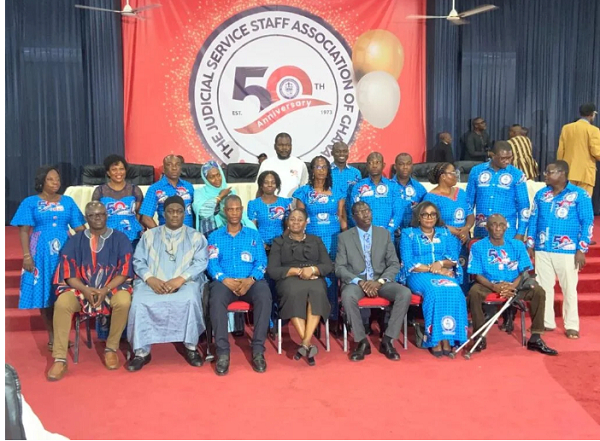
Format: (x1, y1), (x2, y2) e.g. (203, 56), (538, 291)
(10, 105), (598, 379)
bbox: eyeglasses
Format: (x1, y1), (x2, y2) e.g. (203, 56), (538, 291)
(313, 165), (328, 171)
(444, 170), (461, 177)
(420, 212), (438, 219)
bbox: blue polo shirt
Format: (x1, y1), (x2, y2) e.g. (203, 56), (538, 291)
(392, 175), (427, 228)
(207, 226), (267, 281)
(468, 237), (532, 284)
(139, 176), (195, 227)
(350, 176), (407, 234)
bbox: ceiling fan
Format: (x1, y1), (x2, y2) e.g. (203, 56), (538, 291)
(407, 0), (498, 25)
(75, 0), (161, 20)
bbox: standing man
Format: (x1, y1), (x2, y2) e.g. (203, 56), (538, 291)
(392, 153), (427, 228)
(467, 141), (530, 240)
(508, 124), (539, 181)
(207, 195), (272, 376)
(330, 141), (362, 227)
(464, 117), (491, 161)
(428, 132), (454, 163)
(527, 161), (594, 339)
(557, 103), (600, 196)
(139, 154), (195, 229)
(256, 133), (309, 198)
(336, 202), (411, 361)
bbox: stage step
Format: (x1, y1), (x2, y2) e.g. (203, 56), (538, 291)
(6, 258), (22, 272)
(5, 270), (22, 289)
(5, 288), (20, 309)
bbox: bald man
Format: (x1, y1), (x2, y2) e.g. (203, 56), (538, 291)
(428, 132), (454, 163)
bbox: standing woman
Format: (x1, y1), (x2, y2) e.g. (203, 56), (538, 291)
(10, 165), (86, 350)
(92, 154), (144, 248)
(293, 155), (347, 321)
(399, 201), (468, 358)
(422, 162), (474, 288)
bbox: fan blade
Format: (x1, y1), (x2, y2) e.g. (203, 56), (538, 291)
(406, 15), (448, 19)
(459, 5), (498, 18)
(75, 5), (122, 13)
(133, 4), (162, 12)
(449, 18), (469, 25)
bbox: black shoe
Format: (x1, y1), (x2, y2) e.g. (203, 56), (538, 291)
(215, 354), (230, 376)
(350, 339), (371, 361)
(527, 338), (558, 356)
(379, 339), (400, 361)
(126, 353), (151, 372)
(184, 348), (204, 367)
(252, 353), (267, 373)
(466, 337), (486, 353)
(232, 330), (244, 337)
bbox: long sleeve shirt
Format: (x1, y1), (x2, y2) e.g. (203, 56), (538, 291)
(350, 176), (407, 234)
(207, 226), (267, 281)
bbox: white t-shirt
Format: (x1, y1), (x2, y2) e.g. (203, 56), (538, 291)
(257, 156), (309, 198)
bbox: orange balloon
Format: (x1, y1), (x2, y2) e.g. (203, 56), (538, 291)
(352, 29), (404, 81)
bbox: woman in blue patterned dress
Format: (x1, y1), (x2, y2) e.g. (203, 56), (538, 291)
(422, 162), (474, 289)
(92, 155), (144, 248)
(10, 166), (86, 349)
(293, 156), (347, 320)
(399, 201), (468, 358)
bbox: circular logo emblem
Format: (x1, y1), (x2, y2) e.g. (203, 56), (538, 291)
(454, 208), (465, 222)
(539, 231), (546, 244)
(521, 208), (530, 220)
(441, 316), (456, 332)
(189, 6), (360, 163)
(405, 186), (415, 197)
(376, 184), (387, 195)
(458, 256), (466, 267)
(564, 192), (578, 202)
(499, 173), (513, 186)
(479, 171), (492, 184)
(556, 207), (569, 218)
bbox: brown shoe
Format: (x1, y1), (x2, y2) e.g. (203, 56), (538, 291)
(47, 361), (68, 382)
(104, 351), (120, 370)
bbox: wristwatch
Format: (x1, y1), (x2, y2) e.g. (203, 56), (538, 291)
(377, 278), (388, 285)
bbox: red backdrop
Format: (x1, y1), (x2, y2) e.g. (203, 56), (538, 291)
(122, 0), (425, 173)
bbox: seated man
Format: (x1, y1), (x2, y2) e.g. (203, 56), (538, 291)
(127, 196), (208, 372)
(336, 201), (412, 361)
(207, 195), (272, 376)
(48, 202), (133, 381)
(467, 214), (557, 355)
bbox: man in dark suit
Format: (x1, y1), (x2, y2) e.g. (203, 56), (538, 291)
(428, 132), (454, 163)
(464, 117), (491, 161)
(336, 201), (412, 361)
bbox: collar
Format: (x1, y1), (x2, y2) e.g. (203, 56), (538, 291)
(225, 225), (248, 237)
(357, 225), (373, 238)
(84, 228), (113, 240)
(160, 175), (184, 188)
(163, 225), (185, 235)
(393, 175), (412, 186)
(578, 118), (591, 124)
(367, 176), (387, 186)
(331, 163), (348, 171)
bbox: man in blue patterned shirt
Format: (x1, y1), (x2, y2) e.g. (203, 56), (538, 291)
(139, 155), (195, 228)
(392, 153), (427, 228)
(207, 195), (271, 376)
(527, 160), (594, 339)
(468, 214), (557, 355)
(331, 141), (362, 227)
(467, 141), (530, 239)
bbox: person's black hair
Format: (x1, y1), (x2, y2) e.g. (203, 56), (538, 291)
(34, 165), (60, 193)
(308, 155), (332, 191)
(411, 201), (445, 228)
(491, 140), (513, 155)
(223, 194), (242, 207)
(366, 152), (383, 162)
(103, 154), (128, 172)
(257, 170), (281, 193)
(551, 160), (570, 177)
(579, 103), (596, 117)
(275, 133), (292, 144)
(351, 200), (371, 216)
(472, 116), (484, 127)
(257, 153), (267, 159)
(395, 152), (412, 162)
(428, 162), (453, 184)
(289, 207), (308, 219)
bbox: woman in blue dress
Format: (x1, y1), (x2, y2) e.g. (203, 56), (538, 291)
(92, 155), (144, 248)
(10, 165), (86, 350)
(422, 162), (474, 289)
(293, 155), (347, 320)
(399, 201), (468, 358)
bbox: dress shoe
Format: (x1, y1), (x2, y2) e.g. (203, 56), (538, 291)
(379, 339), (400, 361)
(104, 351), (120, 370)
(466, 337), (486, 353)
(527, 338), (558, 356)
(429, 348), (443, 358)
(184, 348), (204, 367)
(47, 361), (68, 382)
(215, 355), (230, 376)
(252, 353), (267, 373)
(126, 353), (152, 372)
(349, 339), (371, 361)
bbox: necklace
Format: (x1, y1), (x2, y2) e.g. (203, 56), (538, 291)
(289, 233), (306, 242)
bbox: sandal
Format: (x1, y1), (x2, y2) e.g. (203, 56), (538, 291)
(565, 329), (579, 339)
(306, 345), (318, 366)
(293, 344), (308, 361)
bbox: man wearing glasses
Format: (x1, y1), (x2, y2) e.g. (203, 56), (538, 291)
(464, 117), (491, 161)
(557, 103), (600, 196)
(527, 161), (594, 340)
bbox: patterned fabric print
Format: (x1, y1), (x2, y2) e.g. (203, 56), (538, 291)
(468, 237), (532, 283)
(247, 197), (293, 246)
(95, 185), (143, 242)
(392, 176), (427, 228)
(527, 183), (594, 254)
(466, 162), (530, 238)
(293, 184), (343, 319)
(139, 176), (194, 227)
(332, 164), (363, 229)
(350, 177), (407, 235)
(10, 195), (85, 309)
(207, 226), (267, 281)
(399, 227), (468, 348)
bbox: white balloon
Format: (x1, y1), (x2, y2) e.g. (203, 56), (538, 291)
(356, 71), (401, 129)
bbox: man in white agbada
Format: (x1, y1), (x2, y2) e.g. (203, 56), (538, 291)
(127, 195), (208, 371)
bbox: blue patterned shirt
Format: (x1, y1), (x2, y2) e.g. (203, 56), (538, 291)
(468, 237), (532, 283)
(392, 176), (427, 228)
(207, 226), (267, 281)
(466, 162), (530, 238)
(526, 183), (594, 254)
(247, 196), (292, 246)
(350, 176), (407, 234)
(332, 164), (363, 228)
(139, 176), (195, 227)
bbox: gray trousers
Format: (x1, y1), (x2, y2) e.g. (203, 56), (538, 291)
(341, 282), (411, 343)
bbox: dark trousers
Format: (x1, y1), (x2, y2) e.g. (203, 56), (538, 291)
(209, 279), (272, 356)
(468, 282), (546, 335)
